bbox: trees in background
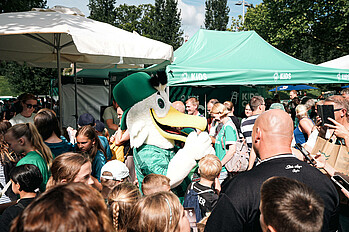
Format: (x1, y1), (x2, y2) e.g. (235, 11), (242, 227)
(243, 0), (349, 64)
(0, 0), (46, 13)
(88, 0), (183, 50)
(204, 0), (230, 31)
(88, 0), (116, 25)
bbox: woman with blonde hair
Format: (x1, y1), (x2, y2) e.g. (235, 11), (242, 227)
(127, 191), (190, 232)
(107, 182), (141, 231)
(294, 104), (314, 144)
(10, 182), (114, 232)
(4, 123), (52, 192)
(46, 152), (94, 189)
(211, 103), (238, 183)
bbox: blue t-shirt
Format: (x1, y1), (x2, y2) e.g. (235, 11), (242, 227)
(45, 136), (74, 159)
(98, 136), (112, 160)
(214, 119), (238, 173)
(92, 150), (106, 182)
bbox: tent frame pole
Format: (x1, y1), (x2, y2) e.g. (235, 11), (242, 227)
(55, 33), (63, 131)
(74, 62), (78, 129)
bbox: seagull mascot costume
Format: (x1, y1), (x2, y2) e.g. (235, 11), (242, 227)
(113, 72), (214, 196)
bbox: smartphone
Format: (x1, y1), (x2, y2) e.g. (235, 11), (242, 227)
(331, 175), (349, 192)
(317, 105), (335, 126)
(295, 143), (316, 166)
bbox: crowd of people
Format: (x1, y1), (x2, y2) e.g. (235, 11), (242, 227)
(1, 89), (349, 232)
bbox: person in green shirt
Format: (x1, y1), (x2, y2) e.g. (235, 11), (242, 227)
(5, 123), (53, 192)
(211, 103), (238, 184)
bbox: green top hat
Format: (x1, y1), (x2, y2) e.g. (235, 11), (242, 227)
(113, 72), (157, 130)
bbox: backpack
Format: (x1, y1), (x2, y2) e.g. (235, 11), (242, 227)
(222, 121), (249, 172)
(183, 182), (214, 222)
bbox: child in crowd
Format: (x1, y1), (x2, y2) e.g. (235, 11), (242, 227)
(100, 160), (129, 199)
(95, 120), (110, 141)
(0, 164), (43, 232)
(34, 109), (73, 158)
(10, 183), (113, 232)
(4, 123), (52, 192)
(107, 182), (141, 232)
(141, 173), (171, 196)
(76, 125), (107, 182)
(184, 154), (221, 221)
(0, 121), (18, 204)
(46, 152), (94, 189)
(128, 191), (190, 232)
(260, 176), (324, 232)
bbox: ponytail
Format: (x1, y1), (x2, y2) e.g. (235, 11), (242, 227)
(27, 123), (53, 168)
(7, 123), (53, 169)
(111, 201), (120, 231)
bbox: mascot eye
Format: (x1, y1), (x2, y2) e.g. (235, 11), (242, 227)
(156, 95), (165, 109)
(158, 98), (165, 109)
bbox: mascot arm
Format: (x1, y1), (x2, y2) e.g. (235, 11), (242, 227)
(167, 132), (215, 188)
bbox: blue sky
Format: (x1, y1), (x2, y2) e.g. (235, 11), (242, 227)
(46, 0), (262, 37)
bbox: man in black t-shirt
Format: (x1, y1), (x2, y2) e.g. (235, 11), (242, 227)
(205, 109), (339, 232)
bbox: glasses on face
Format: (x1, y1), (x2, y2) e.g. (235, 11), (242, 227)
(334, 108), (343, 112)
(25, 103), (38, 109)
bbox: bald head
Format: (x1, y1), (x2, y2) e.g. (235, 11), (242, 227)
(172, 101), (185, 113)
(253, 109), (293, 159)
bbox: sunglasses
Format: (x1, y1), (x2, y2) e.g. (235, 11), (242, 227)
(25, 103), (38, 109)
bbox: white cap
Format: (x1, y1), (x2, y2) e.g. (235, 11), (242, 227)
(100, 160), (129, 181)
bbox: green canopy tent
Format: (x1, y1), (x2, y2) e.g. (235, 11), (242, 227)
(166, 29), (349, 86)
(166, 29), (349, 116)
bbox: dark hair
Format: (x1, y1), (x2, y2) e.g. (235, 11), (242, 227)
(34, 109), (61, 140)
(10, 183), (113, 232)
(260, 176), (324, 232)
(10, 164), (43, 193)
(76, 125), (106, 161)
(249, 96), (264, 111)
(20, 93), (37, 104)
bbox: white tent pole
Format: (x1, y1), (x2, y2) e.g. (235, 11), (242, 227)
(74, 62), (78, 129)
(56, 33), (63, 131)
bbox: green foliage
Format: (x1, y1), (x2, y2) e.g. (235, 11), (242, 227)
(204, 0), (230, 31)
(152, 0), (183, 49)
(0, 76), (15, 96)
(88, 0), (116, 25)
(114, 3), (156, 38)
(230, 15), (245, 32)
(244, 0), (349, 64)
(0, 0), (46, 13)
(0, 62), (56, 95)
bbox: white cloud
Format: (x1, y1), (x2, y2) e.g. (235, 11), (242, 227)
(178, 0), (205, 38)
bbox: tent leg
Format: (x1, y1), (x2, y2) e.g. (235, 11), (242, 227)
(74, 62), (78, 129)
(56, 33), (63, 131)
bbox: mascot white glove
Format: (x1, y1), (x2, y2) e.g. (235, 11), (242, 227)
(166, 131), (215, 188)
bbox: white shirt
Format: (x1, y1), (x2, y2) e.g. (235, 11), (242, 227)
(9, 113), (35, 126)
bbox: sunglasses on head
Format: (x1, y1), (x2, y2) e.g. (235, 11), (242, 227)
(26, 103), (38, 109)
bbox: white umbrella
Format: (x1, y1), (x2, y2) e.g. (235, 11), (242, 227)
(319, 55), (349, 69)
(0, 9), (173, 126)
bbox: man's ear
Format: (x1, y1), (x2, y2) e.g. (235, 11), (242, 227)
(254, 128), (261, 143)
(267, 225), (277, 232)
